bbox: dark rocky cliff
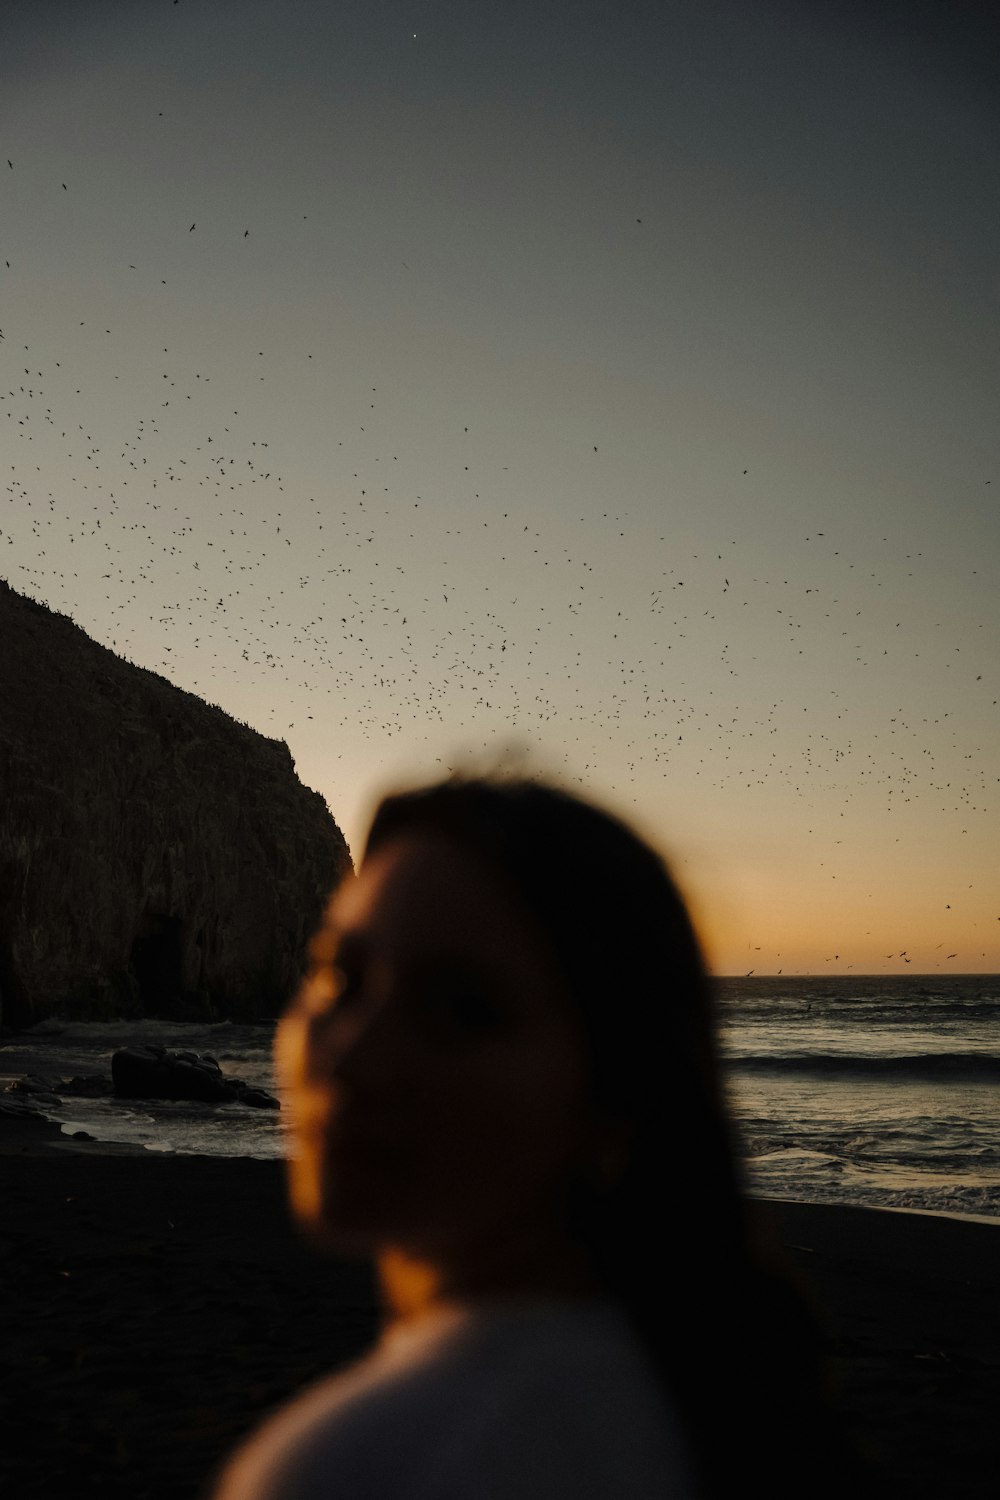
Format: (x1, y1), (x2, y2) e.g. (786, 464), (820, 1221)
(0, 580), (352, 1028)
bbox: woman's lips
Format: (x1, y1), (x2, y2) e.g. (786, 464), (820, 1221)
(292, 1088), (414, 1167)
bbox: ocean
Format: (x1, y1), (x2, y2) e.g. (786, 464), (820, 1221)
(722, 974), (1000, 1220)
(3, 975), (999, 1220)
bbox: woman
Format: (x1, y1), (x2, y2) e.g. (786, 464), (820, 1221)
(214, 777), (837, 1498)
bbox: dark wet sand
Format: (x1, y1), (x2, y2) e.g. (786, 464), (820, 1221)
(2, 1117), (997, 1498)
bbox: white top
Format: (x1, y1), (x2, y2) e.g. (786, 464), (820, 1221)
(213, 1298), (696, 1499)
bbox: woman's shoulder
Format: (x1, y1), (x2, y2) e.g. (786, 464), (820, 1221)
(212, 1299), (696, 1500)
(211, 1307), (471, 1500)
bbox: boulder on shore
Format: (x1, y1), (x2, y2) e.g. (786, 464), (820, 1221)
(111, 1046), (279, 1108)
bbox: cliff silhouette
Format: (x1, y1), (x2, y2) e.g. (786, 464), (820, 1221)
(0, 580), (352, 1028)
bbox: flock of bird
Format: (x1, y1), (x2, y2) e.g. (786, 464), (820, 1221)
(2, 148), (997, 973)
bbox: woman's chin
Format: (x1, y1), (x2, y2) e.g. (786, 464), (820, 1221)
(286, 1158), (396, 1255)
(300, 1215), (379, 1258)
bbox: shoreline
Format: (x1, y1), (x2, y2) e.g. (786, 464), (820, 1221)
(3, 1115), (997, 1497)
(753, 1189), (1000, 1230)
(10, 1112), (1000, 1229)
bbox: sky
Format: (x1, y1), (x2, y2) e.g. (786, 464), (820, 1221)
(2, 0), (998, 974)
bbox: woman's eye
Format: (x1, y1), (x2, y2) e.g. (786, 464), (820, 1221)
(330, 964), (362, 1003)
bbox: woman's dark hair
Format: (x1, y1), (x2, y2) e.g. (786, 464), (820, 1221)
(364, 775), (843, 1498)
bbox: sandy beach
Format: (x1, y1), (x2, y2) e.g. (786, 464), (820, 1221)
(2, 1116), (997, 1499)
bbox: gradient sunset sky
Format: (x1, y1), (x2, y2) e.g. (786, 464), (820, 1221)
(3, 1), (998, 973)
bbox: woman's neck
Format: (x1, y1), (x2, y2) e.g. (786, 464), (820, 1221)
(377, 1219), (600, 1326)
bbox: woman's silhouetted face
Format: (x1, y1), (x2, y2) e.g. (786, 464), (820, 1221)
(278, 831), (596, 1259)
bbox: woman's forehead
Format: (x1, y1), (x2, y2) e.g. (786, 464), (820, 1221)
(328, 832), (572, 998)
(333, 832), (519, 944)
(321, 836), (584, 1048)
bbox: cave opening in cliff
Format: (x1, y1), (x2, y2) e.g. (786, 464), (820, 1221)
(130, 913), (184, 1014)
